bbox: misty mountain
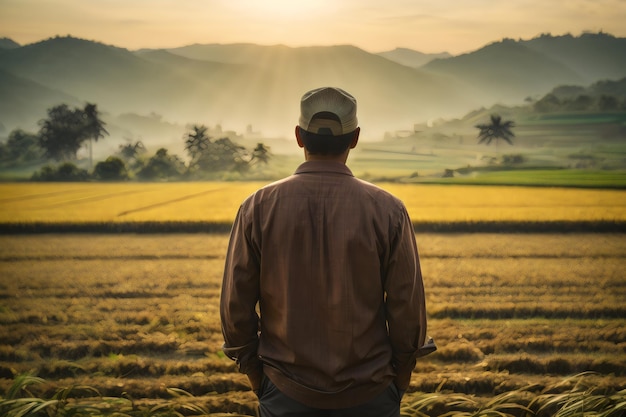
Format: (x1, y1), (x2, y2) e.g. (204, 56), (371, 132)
(164, 43), (292, 66)
(376, 48), (451, 68)
(0, 36), (205, 118)
(0, 68), (80, 130)
(421, 33), (626, 103)
(422, 39), (587, 102)
(0, 33), (624, 145)
(522, 32), (626, 82)
(0, 38), (20, 50)
(164, 43), (480, 131)
(0, 37), (478, 138)
(135, 49), (245, 74)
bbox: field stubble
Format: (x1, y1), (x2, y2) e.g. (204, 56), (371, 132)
(0, 233), (625, 416)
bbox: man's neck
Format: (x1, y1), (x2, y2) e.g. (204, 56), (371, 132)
(304, 151), (350, 164)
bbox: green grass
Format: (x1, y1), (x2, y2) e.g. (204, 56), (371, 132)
(401, 373), (626, 417)
(1, 372), (624, 417)
(415, 169), (626, 188)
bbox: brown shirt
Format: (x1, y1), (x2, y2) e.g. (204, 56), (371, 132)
(220, 160), (428, 409)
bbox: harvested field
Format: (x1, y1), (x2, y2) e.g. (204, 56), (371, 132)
(0, 233), (624, 415)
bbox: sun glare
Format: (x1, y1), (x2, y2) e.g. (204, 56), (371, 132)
(229, 0), (335, 20)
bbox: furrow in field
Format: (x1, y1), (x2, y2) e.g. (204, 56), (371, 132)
(116, 188), (230, 217)
(36, 188), (156, 209)
(0, 187), (96, 203)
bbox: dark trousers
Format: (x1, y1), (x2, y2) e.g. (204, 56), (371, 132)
(258, 377), (402, 417)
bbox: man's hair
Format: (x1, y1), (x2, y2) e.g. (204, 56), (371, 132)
(299, 127), (356, 155)
(299, 111), (356, 155)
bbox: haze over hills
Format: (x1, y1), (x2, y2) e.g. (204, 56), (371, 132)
(0, 38), (20, 50)
(0, 68), (80, 129)
(422, 33), (626, 102)
(152, 42), (479, 134)
(376, 48), (452, 68)
(0, 32), (624, 152)
(0, 37), (218, 121)
(422, 39), (586, 102)
(0, 37), (478, 138)
(521, 33), (626, 82)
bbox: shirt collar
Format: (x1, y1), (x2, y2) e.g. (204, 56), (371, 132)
(294, 160), (354, 177)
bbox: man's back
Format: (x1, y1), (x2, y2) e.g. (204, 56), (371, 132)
(222, 160), (425, 408)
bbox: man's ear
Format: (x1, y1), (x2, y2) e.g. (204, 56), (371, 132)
(350, 127), (360, 149)
(295, 126), (305, 148)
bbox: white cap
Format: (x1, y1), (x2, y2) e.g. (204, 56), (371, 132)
(298, 87), (358, 136)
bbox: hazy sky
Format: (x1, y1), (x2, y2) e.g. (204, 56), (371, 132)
(1, 0), (625, 54)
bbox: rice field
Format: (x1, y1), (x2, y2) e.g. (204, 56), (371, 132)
(0, 233), (625, 416)
(1, 182), (625, 225)
(0, 182), (625, 415)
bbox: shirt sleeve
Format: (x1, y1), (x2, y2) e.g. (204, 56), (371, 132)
(384, 206), (428, 390)
(220, 203), (263, 378)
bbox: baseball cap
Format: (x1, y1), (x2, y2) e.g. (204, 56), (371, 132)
(298, 87), (358, 136)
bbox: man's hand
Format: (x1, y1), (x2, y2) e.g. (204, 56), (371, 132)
(247, 365), (264, 393)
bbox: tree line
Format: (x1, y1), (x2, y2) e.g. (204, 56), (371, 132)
(532, 91), (626, 113)
(0, 103), (271, 181)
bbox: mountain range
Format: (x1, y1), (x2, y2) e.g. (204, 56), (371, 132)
(0, 32), (624, 143)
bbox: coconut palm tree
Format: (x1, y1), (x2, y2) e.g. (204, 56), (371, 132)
(251, 142), (271, 165)
(184, 125), (211, 167)
(475, 114), (515, 153)
(83, 103), (109, 168)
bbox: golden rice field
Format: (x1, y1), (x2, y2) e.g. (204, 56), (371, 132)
(1, 182), (625, 225)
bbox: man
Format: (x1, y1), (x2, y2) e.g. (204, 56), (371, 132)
(220, 87), (434, 416)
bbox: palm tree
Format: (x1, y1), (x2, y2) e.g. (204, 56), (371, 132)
(184, 125), (211, 167)
(83, 103), (109, 168)
(118, 141), (146, 169)
(251, 142), (271, 165)
(475, 114), (515, 153)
